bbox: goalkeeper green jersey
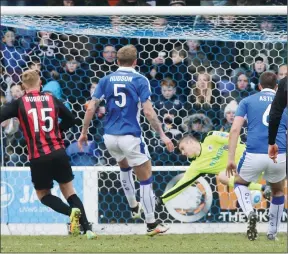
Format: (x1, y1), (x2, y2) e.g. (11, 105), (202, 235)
(161, 131), (245, 204)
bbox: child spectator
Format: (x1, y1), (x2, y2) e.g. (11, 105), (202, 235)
(219, 100), (247, 142)
(219, 100), (238, 133)
(250, 53), (269, 90)
(1, 83), (27, 166)
(1, 29), (29, 84)
(28, 57), (42, 72)
(154, 78), (184, 118)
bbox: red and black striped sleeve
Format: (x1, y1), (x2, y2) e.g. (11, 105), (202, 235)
(0, 100), (19, 123)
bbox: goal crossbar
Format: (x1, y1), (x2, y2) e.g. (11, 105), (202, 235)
(1, 6), (287, 16)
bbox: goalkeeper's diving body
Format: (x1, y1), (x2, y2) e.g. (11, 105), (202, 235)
(160, 131), (271, 204)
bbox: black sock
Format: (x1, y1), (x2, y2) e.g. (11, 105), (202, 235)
(41, 194), (71, 216)
(67, 194), (90, 232)
(131, 203), (139, 213)
(147, 222), (157, 230)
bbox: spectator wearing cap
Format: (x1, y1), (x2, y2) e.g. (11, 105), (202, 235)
(219, 100), (247, 142)
(250, 53), (269, 91)
(181, 113), (213, 141)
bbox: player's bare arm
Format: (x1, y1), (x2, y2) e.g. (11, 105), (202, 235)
(78, 97), (101, 151)
(226, 116), (245, 177)
(142, 100), (174, 152)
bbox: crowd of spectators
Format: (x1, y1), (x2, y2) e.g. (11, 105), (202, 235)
(1, 0), (287, 6)
(0, 12), (287, 166)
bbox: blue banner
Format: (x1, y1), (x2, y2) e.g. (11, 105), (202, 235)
(1, 170), (83, 223)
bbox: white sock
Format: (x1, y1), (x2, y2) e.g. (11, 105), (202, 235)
(234, 184), (254, 217)
(140, 177), (156, 224)
(268, 195), (285, 236)
(120, 167), (137, 208)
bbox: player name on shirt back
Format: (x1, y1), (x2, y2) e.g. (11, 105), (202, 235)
(110, 76), (133, 82)
(259, 95), (273, 102)
(25, 95), (50, 102)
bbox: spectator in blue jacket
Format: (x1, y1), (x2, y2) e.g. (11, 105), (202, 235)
(42, 80), (71, 112)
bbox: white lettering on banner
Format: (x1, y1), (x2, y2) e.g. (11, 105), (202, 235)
(110, 76), (133, 82)
(219, 211), (287, 222)
(19, 206), (52, 213)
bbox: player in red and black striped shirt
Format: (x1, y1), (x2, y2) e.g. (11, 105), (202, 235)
(0, 70), (96, 239)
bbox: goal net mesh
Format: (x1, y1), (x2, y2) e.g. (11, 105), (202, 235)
(0, 13), (287, 234)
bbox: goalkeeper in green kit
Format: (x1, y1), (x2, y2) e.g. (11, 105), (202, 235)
(159, 131), (271, 204)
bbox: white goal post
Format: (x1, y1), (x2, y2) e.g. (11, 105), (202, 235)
(1, 6), (287, 16)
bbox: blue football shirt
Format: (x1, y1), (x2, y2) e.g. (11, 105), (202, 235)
(92, 67), (151, 137)
(236, 88), (287, 154)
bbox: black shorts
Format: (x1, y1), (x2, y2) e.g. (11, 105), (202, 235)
(30, 149), (74, 190)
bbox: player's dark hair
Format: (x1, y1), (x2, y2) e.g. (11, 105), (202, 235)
(259, 71), (277, 89)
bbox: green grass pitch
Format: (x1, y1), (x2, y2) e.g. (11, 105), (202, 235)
(1, 233), (287, 253)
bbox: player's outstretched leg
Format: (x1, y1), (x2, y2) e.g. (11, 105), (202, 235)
(60, 182), (97, 240)
(218, 172), (271, 200)
(118, 160), (142, 219)
(134, 160), (169, 237)
(267, 179), (285, 241)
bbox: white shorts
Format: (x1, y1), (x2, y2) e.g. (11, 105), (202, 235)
(103, 134), (150, 167)
(237, 152), (286, 183)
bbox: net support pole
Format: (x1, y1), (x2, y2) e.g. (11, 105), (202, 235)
(1, 6), (287, 16)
